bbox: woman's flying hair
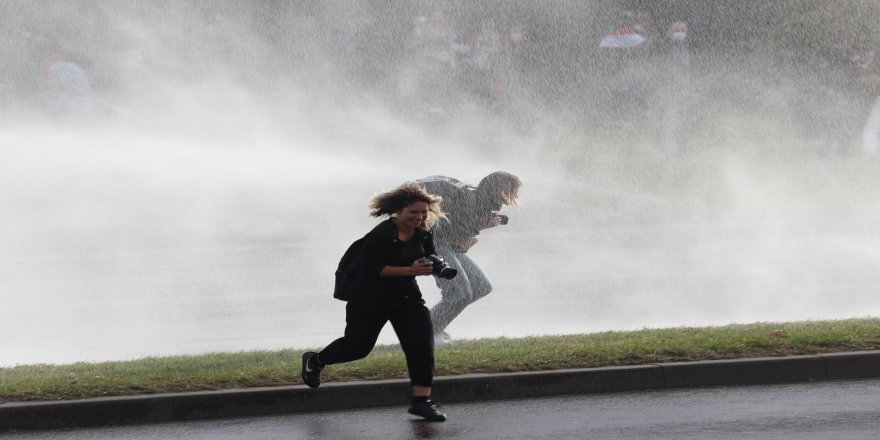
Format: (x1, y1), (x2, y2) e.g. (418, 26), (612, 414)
(477, 171), (521, 206)
(368, 182), (444, 228)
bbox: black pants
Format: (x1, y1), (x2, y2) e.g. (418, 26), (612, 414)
(318, 295), (435, 387)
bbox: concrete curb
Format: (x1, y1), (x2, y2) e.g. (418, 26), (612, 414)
(3, 350), (879, 431)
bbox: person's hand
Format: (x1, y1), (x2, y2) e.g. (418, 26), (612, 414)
(410, 258), (434, 276)
(487, 215), (504, 228)
(453, 236), (479, 252)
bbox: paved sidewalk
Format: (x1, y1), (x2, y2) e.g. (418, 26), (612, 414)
(3, 350), (880, 432)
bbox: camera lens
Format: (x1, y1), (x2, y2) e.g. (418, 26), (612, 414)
(427, 255), (457, 279)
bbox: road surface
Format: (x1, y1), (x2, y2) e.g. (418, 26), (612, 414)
(11, 378), (880, 439)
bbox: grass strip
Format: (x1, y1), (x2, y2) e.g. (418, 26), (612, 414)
(2, 318), (878, 402)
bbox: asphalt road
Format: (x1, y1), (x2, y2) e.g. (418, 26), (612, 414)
(12, 378), (880, 439)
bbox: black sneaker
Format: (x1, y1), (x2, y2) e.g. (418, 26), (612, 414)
(408, 399), (447, 422)
(301, 352), (322, 388)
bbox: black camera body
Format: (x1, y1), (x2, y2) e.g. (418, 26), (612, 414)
(489, 210), (510, 225)
(425, 255), (457, 279)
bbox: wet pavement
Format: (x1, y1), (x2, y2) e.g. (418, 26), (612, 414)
(11, 378), (880, 439)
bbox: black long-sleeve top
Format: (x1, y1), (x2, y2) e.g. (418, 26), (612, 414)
(354, 219), (436, 301)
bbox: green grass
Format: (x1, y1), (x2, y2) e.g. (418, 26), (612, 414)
(2, 318), (879, 403)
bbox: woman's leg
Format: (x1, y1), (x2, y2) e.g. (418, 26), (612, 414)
(318, 299), (388, 364)
(390, 300), (435, 389)
(391, 299), (447, 421)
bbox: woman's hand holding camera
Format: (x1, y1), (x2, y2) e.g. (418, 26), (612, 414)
(410, 258), (434, 276)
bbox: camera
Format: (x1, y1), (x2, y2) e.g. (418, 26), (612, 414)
(493, 212), (509, 225)
(425, 255), (458, 279)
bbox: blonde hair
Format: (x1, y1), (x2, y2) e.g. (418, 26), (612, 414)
(478, 171), (522, 206)
(368, 182), (444, 229)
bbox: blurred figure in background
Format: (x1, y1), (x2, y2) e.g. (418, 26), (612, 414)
(405, 10), (458, 115)
(598, 9), (658, 132)
(499, 21), (539, 135)
(506, 22), (528, 68)
(808, 35), (860, 157)
(41, 50), (94, 119)
(654, 21), (692, 153)
(0, 28), (47, 115)
(468, 17), (506, 106)
(855, 50), (880, 156)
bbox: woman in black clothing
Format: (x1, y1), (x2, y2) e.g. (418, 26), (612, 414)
(301, 183), (448, 422)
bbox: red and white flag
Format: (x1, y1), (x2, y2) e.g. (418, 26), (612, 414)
(599, 27), (646, 49)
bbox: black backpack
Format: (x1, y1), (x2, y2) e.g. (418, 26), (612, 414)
(333, 236), (367, 301)
(333, 225), (402, 301)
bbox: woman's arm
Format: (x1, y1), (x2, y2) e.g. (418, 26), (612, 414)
(380, 260), (433, 277)
(359, 225), (391, 278)
(361, 223), (432, 277)
(384, 231), (433, 277)
(424, 232), (437, 257)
